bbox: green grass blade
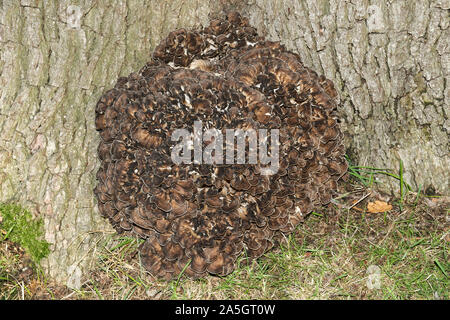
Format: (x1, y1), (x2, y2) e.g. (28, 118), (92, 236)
(434, 260), (448, 278)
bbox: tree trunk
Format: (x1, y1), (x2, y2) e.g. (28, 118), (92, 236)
(0, 0), (227, 288)
(0, 0), (448, 288)
(242, 0), (449, 195)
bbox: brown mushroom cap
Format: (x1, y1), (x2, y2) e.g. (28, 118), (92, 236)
(94, 12), (347, 280)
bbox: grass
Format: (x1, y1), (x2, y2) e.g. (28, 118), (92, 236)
(0, 161), (448, 300)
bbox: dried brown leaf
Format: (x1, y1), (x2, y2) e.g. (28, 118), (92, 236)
(367, 200), (392, 213)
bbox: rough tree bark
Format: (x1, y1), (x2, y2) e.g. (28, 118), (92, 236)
(243, 0), (449, 195)
(0, 0), (226, 288)
(0, 0), (448, 288)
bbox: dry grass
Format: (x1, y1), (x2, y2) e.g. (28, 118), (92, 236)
(1, 181), (448, 300)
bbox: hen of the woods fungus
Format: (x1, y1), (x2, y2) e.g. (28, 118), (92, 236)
(94, 12), (348, 280)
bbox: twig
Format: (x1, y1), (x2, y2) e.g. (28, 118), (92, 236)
(347, 192), (371, 210)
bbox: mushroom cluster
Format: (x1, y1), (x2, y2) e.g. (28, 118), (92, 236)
(94, 12), (348, 279)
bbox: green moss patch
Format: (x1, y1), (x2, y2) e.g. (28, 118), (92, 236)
(0, 203), (50, 265)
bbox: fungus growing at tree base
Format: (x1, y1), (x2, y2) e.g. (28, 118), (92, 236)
(94, 12), (348, 280)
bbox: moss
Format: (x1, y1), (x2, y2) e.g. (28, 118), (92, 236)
(0, 203), (50, 265)
(319, 0), (331, 15)
(421, 93), (434, 106)
(413, 72), (427, 94)
(421, 125), (432, 141)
